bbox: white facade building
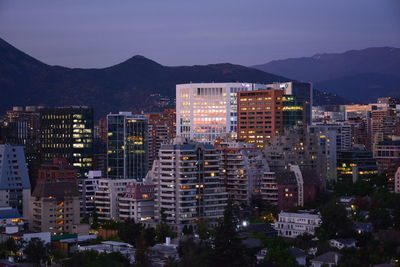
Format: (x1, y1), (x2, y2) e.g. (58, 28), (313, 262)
(275, 211), (321, 238)
(149, 137), (228, 231)
(176, 83), (268, 142)
(395, 167), (400, 194)
(94, 179), (136, 221)
(118, 183), (155, 222)
(0, 144), (31, 218)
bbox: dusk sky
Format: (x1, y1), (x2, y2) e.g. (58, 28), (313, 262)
(0, 0), (399, 68)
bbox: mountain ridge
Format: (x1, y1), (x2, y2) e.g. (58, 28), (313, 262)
(0, 37), (349, 118)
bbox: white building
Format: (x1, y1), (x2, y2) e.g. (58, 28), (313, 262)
(217, 140), (269, 204)
(275, 211), (321, 238)
(149, 137), (228, 232)
(176, 83), (268, 142)
(0, 144), (31, 218)
(260, 171), (278, 205)
(78, 170), (102, 216)
(118, 183), (155, 222)
(95, 179), (136, 221)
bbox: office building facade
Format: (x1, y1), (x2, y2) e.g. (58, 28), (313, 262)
(39, 106), (94, 178)
(107, 112), (148, 180)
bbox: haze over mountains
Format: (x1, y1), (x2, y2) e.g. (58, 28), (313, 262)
(253, 47), (400, 103)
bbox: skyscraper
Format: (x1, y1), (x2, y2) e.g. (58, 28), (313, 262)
(176, 83), (267, 142)
(39, 106), (94, 178)
(107, 112), (148, 180)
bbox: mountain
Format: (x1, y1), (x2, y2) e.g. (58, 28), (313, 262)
(0, 37), (347, 118)
(252, 47), (400, 103)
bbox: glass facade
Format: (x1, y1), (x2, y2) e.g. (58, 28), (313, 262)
(107, 113), (148, 180)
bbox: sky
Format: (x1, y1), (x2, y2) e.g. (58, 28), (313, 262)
(0, 0), (399, 68)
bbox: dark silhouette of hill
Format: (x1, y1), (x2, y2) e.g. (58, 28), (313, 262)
(0, 37), (348, 118)
(252, 47), (400, 103)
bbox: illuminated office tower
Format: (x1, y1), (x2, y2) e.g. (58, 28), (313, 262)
(237, 89), (284, 147)
(40, 106), (94, 178)
(176, 83), (268, 142)
(267, 82), (313, 124)
(107, 112), (148, 180)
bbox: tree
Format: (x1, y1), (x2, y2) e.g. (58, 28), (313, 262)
(23, 238), (49, 265)
(143, 227), (156, 247)
(196, 219), (211, 240)
(319, 200), (353, 239)
(135, 232), (150, 267)
(0, 238), (21, 259)
(155, 209), (177, 243)
(66, 250), (130, 267)
(163, 256), (179, 267)
(263, 237), (298, 267)
(212, 203), (249, 267)
(118, 219), (144, 245)
(178, 237), (212, 267)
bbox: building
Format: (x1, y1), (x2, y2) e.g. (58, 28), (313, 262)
(0, 206), (24, 228)
(282, 95), (305, 128)
(264, 126), (327, 185)
(260, 165), (320, 210)
(337, 150), (378, 183)
(176, 82), (268, 142)
(29, 180), (80, 235)
(308, 124), (352, 182)
(145, 110), (176, 171)
(0, 144), (31, 217)
(345, 104), (371, 120)
(78, 170), (102, 216)
(395, 167), (400, 193)
(37, 158), (77, 183)
(216, 140), (268, 204)
(149, 138), (228, 232)
(39, 106), (94, 178)
(94, 178), (136, 221)
(311, 251), (341, 267)
(237, 89), (284, 148)
(275, 211), (321, 238)
(329, 238), (357, 250)
(107, 112), (148, 180)
(118, 183), (155, 222)
(373, 139), (400, 175)
(370, 108), (398, 145)
(267, 82), (313, 124)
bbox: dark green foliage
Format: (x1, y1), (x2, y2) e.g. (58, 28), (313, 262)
(0, 238), (21, 259)
(262, 237), (298, 267)
(118, 219), (144, 245)
(143, 227), (156, 247)
(178, 237), (213, 267)
(135, 232), (151, 267)
(318, 200), (353, 239)
(212, 203), (250, 267)
(23, 238), (49, 265)
(66, 250), (131, 267)
(196, 219), (211, 240)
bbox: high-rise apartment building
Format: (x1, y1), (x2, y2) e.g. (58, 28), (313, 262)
(107, 112), (148, 180)
(216, 140), (268, 204)
(237, 89), (284, 148)
(370, 109), (398, 145)
(149, 138), (227, 232)
(176, 83), (267, 142)
(39, 106), (94, 178)
(0, 144), (31, 218)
